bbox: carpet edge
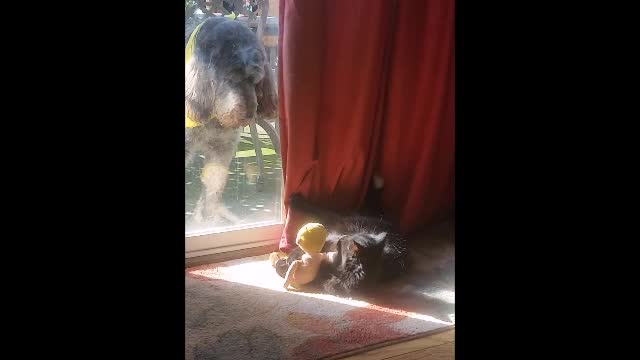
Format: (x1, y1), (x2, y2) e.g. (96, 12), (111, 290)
(320, 325), (455, 360)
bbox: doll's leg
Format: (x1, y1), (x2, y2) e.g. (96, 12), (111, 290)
(283, 260), (301, 289)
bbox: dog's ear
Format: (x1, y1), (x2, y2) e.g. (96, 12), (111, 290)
(185, 18), (228, 123)
(185, 55), (216, 123)
(255, 60), (278, 118)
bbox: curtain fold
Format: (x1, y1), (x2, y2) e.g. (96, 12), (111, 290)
(278, 0), (455, 251)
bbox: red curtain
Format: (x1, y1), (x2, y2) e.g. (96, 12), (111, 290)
(277, 0), (455, 252)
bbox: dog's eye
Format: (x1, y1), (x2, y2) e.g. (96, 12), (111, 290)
(227, 71), (245, 83)
(250, 73), (264, 84)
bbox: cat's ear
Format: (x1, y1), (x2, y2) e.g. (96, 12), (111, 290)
(371, 232), (387, 243)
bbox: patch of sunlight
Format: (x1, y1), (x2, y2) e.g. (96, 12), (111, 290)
(187, 255), (453, 325)
(236, 149), (277, 158)
(422, 289), (455, 304)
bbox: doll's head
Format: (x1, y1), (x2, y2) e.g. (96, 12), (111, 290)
(296, 223), (327, 254)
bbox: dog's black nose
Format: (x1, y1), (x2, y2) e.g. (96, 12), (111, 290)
(242, 48), (264, 68)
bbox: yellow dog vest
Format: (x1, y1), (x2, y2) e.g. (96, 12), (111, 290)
(185, 22), (211, 129)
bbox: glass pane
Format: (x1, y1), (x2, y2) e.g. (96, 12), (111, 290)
(185, 0), (282, 235)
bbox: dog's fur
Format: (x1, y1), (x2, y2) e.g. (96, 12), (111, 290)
(276, 194), (409, 296)
(185, 17), (277, 224)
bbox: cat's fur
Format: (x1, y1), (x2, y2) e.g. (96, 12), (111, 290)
(277, 193), (409, 296)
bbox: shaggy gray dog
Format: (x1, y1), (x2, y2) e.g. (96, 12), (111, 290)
(185, 16), (277, 225)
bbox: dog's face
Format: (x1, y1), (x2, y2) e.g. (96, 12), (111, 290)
(186, 17), (277, 128)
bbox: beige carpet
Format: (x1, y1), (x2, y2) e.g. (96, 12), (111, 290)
(185, 220), (454, 360)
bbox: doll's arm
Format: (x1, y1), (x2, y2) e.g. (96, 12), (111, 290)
(283, 260), (302, 289)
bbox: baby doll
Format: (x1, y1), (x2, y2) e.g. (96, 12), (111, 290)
(283, 223), (336, 290)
